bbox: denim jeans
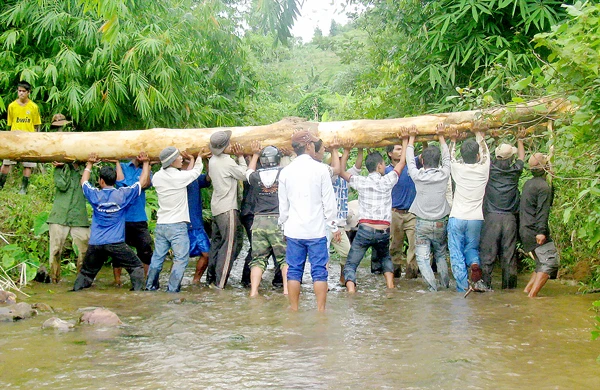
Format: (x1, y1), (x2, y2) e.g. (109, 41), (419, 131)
(344, 224), (394, 285)
(447, 217), (483, 292)
(146, 222), (190, 293)
(415, 218), (450, 291)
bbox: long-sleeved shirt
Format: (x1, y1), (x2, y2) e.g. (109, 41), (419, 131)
(278, 154), (337, 239)
(348, 170), (399, 224)
(449, 133), (491, 220)
(519, 176), (553, 252)
(152, 158), (203, 224)
(47, 164), (90, 227)
(209, 154), (247, 216)
(406, 143), (451, 220)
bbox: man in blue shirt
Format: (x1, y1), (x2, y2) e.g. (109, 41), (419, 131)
(385, 142), (424, 279)
(187, 168), (211, 284)
(112, 158), (154, 286)
(73, 152), (150, 291)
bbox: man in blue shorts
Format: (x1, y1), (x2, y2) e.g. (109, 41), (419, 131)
(278, 130), (338, 312)
(187, 164), (211, 284)
(73, 152), (150, 291)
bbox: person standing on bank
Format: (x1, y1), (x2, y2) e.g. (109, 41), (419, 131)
(480, 128), (526, 290)
(73, 152), (149, 291)
(0, 81), (41, 194)
(206, 131), (247, 289)
(145, 147), (203, 293)
(278, 130), (338, 312)
(521, 153), (559, 298)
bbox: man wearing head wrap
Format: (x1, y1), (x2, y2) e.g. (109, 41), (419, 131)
(520, 152), (559, 297)
(145, 147), (204, 293)
(479, 129), (526, 290)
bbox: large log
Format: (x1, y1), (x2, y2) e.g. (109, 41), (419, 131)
(0, 97), (570, 162)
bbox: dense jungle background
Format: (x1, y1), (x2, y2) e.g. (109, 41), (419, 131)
(0, 0), (598, 293)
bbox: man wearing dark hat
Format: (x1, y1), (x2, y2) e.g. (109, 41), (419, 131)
(278, 130), (337, 312)
(480, 129), (526, 290)
(520, 153), (559, 297)
(145, 147), (204, 292)
(206, 130), (247, 289)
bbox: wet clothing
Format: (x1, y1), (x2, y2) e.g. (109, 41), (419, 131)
(49, 224), (89, 282)
(519, 176), (553, 253)
(73, 243), (144, 291)
(448, 218), (483, 292)
(7, 99), (41, 132)
(189, 228), (210, 257)
(533, 242), (559, 279)
(82, 182), (142, 245)
(124, 221), (153, 265)
(480, 213), (518, 289)
(286, 237), (328, 282)
(206, 209), (244, 288)
(390, 210), (418, 275)
(250, 215), (286, 271)
(483, 159), (524, 214)
(344, 224), (394, 284)
(186, 174), (211, 256)
(415, 217), (450, 291)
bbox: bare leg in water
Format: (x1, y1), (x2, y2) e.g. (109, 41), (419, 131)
(192, 253), (209, 284)
(524, 271), (550, 297)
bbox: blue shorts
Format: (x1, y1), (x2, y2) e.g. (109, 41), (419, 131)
(286, 236), (328, 282)
(188, 228), (210, 257)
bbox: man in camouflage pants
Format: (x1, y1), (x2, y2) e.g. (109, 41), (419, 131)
(246, 141), (288, 297)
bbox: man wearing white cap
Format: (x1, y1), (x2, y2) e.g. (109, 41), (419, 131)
(480, 129), (526, 290)
(206, 130), (247, 289)
(145, 147), (203, 292)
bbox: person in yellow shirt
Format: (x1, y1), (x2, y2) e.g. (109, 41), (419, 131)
(0, 81), (41, 194)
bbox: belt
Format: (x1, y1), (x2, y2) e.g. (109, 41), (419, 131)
(392, 208), (409, 214)
(360, 224), (390, 234)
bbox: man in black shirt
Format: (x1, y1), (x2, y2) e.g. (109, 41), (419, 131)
(520, 153), (559, 297)
(480, 130), (525, 289)
(246, 142), (288, 297)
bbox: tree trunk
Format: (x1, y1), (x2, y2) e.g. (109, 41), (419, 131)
(0, 97), (570, 162)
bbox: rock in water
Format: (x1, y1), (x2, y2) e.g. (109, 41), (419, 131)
(9, 302), (37, 320)
(0, 291), (17, 305)
(42, 317), (75, 331)
(79, 308), (122, 326)
(34, 265), (51, 283)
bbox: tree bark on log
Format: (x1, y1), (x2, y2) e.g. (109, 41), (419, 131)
(0, 97), (570, 162)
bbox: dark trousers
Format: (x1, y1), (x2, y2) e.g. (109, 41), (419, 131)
(480, 212), (518, 289)
(73, 243), (145, 291)
(344, 225), (394, 284)
(241, 214), (283, 286)
(125, 221), (153, 265)
(207, 210), (244, 289)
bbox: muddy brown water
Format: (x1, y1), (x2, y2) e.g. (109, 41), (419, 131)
(1, 251), (599, 389)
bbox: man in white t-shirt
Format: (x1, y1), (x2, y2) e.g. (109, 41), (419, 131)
(448, 129), (490, 292)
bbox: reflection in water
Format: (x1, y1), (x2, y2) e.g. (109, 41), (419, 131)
(0, 257), (598, 389)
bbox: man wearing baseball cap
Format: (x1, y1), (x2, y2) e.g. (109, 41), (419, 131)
(479, 129), (526, 290)
(520, 152), (559, 297)
(206, 130), (247, 289)
(278, 130), (337, 312)
(145, 146), (204, 292)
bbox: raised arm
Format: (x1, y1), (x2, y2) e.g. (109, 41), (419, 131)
(246, 141), (261, 179)
(137, 152), (151, 188)
(517, 127), (526, 161)
(475, 129), (489, 165)
(115, 160), (124, 181)
(81, 153), (98, 185)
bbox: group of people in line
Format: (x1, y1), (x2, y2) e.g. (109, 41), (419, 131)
(3, 82), (559, 312)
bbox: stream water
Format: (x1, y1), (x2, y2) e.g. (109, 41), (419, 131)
(1, 253), (598, 389)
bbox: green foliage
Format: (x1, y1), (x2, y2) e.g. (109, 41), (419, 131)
(531, 1), (600, 288)
(0, 0), (252, 130)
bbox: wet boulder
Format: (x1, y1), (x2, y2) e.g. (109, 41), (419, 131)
(32, 303), (54, 313)
(79, 308), (122, 326)
(0, 291), (17, 305)
(42, 317), (75, 331)
(0, 307), (13, 322)
(0, 303), (38, 321)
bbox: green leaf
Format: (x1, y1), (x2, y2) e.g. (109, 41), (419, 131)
(563, 207), (573, 224)
(510, 75), (533, 90)
(33, 211), (49, 237)
(2, 254), (16, 269)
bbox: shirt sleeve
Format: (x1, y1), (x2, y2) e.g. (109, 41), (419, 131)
(382, 170), (399, 190)
(476, 132), (490, 167)
(228, 156), (248, 181)
(32, 104), (41, 126)
(440, 142), (451, 177)
(321, 168), (337, 228)
(172, 158), (204, 188)
(277, 172), (289, 226)
(53, 165), (71, 192)
(81, 182), (98, 206)
(347, 165), (361, 177)
(406, 145), (419, 179)
(122, 182), (142, 207)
